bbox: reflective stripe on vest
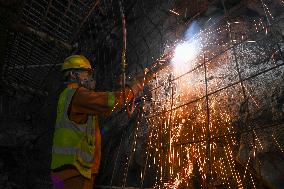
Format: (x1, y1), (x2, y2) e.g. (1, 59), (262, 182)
(108, 92), (115, 108)
(52, 146), (93, 163)
(55, 121), (86, 133)
(51, 87), (96, 179)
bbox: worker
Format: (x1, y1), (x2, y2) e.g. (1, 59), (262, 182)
(50, 55), (143, 189)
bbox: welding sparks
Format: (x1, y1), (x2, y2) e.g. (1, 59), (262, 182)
(246, 41), (256, 43)
(169, 9), (180, 16)
(140, 4), (284, 187)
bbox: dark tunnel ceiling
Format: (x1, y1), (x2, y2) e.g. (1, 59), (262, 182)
(0, 0), (229, 96)
(0, 0), (258, 97)
(0, 0), (172, 97)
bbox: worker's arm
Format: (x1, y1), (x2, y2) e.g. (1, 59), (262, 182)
(71, 86), (136, 116)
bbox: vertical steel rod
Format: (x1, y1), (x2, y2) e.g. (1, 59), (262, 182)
(203, 53), (211, 189)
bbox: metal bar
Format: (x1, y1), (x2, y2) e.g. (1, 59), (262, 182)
(109, 127), (127, 187)
(10, 23), (72, 50)
(10, 52), (50, 68)
(71, 0), (100, 42)
(235, 158), (276, 189)
(140, 118), (155, 188)
(49, 0), (73, 41)
(140, 0), (163, 42)
(204, 53), (211, 188)
(22, 10), (42, 27)
(11, 38), (33, 68)
(42, 23), (70, 40)
(7, 69), (39, 87)
(66, 8), (83, 21)
(6, 63), (61, 69)
(13, 41), (46, 58)
(16, 0), (52, 83)
(52, 17), (75, 34)
(222, 0), (247, 100)
(0, 0), (23, 7)
(146, 60), (284, 119)
(165, 73), (174, 184)
(32, 0), (48, 11)
(5, 33), (21, 71)
(23, 3), (45, 17)
(21, 0), (72, 96)
(2, 80), (48, 96)
(175, 121), (284, 147)
(140, 17), (283, 97)
(128, 22), (164, 56)
(7, 58), (45, 85)
(122, 115), (141, 188)
(52, 0), (67, 9)
(35, 50), (61, 95)
(10, 47), (53, 68)
(126, 1), (262, 83)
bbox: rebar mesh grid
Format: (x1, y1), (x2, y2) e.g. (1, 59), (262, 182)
(2, 0), (163, 94)
(2, 0), (101, 94)
(140, 8), (284, 189)
(98, 1), (284, 189)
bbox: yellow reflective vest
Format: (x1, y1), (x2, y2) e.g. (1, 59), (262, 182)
(51, 87), (96, 179)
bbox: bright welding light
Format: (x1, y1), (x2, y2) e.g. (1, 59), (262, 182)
(174, 42), (197, 62)
(171, 41), (199, 76)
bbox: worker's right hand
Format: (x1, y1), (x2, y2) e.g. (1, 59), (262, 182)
(129, 68), (150, 96)
(130, 78), (144, 96)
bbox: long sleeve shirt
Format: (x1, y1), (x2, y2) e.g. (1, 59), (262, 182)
(67, 83), (134, 173)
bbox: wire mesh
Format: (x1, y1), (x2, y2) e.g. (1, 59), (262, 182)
(138, 1), (284, 188)
(2, 0), (99, 93)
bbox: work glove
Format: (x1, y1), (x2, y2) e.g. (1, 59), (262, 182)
(129, 68), (150, 96)
(130, 79), (144, 96)
(130, 76), (144, 96)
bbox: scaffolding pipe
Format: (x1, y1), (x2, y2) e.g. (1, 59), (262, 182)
(71, 0), (101, 42)
(10, 23), (72, 50)
(6, 63), (62, 70)
(2, 79), (48, 96)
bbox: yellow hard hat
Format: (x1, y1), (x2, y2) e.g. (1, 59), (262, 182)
(62, 55), (92, 71)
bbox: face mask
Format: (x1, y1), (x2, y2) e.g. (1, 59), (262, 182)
(80, 77), (96, 90)
(73, 70), (96, 90)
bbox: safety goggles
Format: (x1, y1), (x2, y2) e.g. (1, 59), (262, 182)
(80, 69), (96, 78)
